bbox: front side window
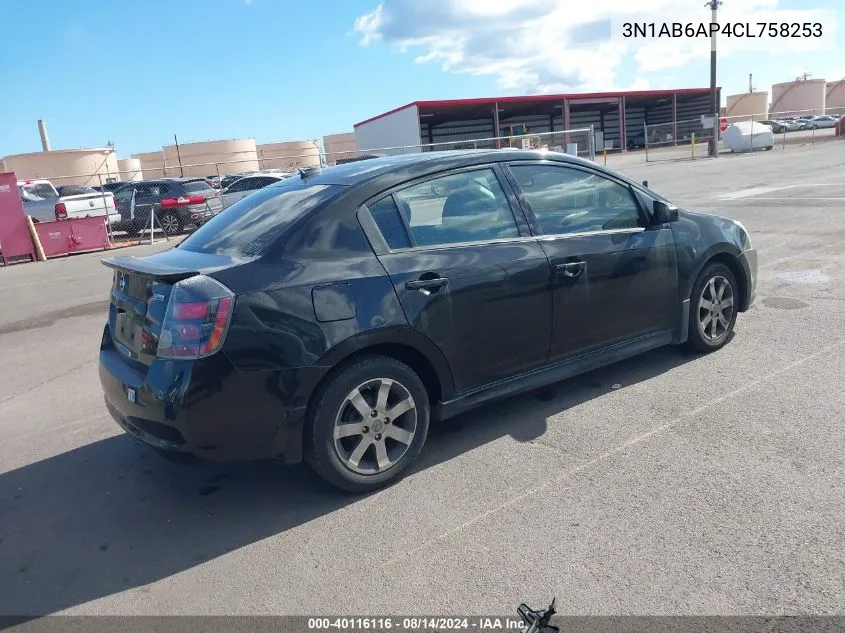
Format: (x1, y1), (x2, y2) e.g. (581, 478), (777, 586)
(509, 164), (644, 235)
(393, 168), (519, 247)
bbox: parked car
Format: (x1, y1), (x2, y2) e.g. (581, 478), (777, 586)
(18, 179), (120, 225)
(758, 120), (787, 134)
(99, 150), (757, 491)
(112, 177), (222, 236)
(219, 172), (261, 190)
(97, 181), (129, 193)
(807, 115), (838, 129)
(220, 174), (288, 209)
(775, 119), (803, 132)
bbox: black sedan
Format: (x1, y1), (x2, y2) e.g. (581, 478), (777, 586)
(99, 150), (757, 491)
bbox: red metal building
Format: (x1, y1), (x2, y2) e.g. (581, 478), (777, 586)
(354, 87), (720, 154)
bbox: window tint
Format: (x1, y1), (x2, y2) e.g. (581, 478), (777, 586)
(509, 165), (644, 235)
(182, 180), (214, 194)
(179, 180), (341, 257)
(368, 196), (411, 250)
(393, 168), (519, 247)
(57, 185), (97, 196)
(224, 178), (250, 193)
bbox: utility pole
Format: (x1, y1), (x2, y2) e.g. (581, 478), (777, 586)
(707, 0), (722, 157)
(173, 134), (184, 177)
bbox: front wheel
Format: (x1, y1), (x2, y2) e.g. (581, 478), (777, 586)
(305, 356), (430, 492)
(685, 262), (738, 353)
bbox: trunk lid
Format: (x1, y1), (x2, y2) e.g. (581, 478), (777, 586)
(103, 249), (239, 366)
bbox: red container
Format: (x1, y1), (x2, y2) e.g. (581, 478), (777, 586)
(34, 216), (110, 258)
(0, 172), (37, 265)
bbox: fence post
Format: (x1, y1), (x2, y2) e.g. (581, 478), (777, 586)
(812, 110), (816, 144)
(589, 124), (596, 162)
(691, 133), (696, 159)
(644, 122), (649, 163)
(749, 113), (754, 152)
(603, 147), (607, 166)
(149, 203), (155, 246)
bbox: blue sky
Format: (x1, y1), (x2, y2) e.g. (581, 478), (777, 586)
(0, 0), (841, 158)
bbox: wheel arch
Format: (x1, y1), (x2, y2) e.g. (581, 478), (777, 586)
(298, 326), (455, 412)
(686, 246), (751, 312)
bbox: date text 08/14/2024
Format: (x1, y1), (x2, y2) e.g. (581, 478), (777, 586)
(307, 617), (526, 631)
(622, 22), (823, 38)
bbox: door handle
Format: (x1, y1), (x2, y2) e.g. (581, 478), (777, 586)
(556, 261), (586, 278)
(406, 277), (449, 291)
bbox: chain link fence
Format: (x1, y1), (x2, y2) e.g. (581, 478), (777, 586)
(643, 116), (716, 163)
(14, 128), (596, 246)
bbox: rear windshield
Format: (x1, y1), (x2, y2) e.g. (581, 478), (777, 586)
(57, 185), (98, 196)
(19, 183), (56, 200)
(178, 180), (343, 257)
(182, 180), (215, 193)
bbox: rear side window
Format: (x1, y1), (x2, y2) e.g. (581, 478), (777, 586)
(368, 196), (411, 249)
(393, 168), (519, 247)
(179, 181), (342, 257)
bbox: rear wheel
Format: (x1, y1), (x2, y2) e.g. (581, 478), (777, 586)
(305, 356), (430, 492)
(159, 211), (182, 236)
(685, 262), (738, 353)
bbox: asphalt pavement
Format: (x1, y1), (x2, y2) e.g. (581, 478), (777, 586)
(0, 142), (843, 616)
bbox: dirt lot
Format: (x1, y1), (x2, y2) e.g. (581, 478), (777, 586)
(1, 142), (843, 616)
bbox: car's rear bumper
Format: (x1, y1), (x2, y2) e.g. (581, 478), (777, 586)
(99, 326), (308, 463)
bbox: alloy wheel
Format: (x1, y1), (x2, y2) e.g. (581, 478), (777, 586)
(333, 378), (417, 475)
(160, 213), (180, 235)
(698, 275), (734, 344)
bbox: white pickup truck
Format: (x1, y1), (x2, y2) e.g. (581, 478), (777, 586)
(18, 179), (120, 225)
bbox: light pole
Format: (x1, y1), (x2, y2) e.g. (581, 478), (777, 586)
(707, 0), (722, 157)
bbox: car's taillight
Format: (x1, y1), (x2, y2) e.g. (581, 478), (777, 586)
(160, 195), (207, 208)
(55, 202), (67, 220)
(157, 275), (235, 359)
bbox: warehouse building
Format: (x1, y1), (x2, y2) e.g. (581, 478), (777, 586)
(354, 88), (720, 154)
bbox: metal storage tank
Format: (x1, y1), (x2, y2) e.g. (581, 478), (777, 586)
(770, 78), (826, 117)
(162, 138), (259, 177)
(131, 151), (167, 179)
(2, 148), (120, 187)
(256, 140), (320, 170)
(826, 79), (845, 116)
(322, 133), (358, 165)
(117, 158), (142, 182)
(725, 92), (768, 119)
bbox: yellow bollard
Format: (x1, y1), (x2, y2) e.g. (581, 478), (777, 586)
(691, 133), (696, 159)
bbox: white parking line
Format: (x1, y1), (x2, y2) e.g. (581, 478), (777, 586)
(0, 271), (106, 291)
(375, 337), (845, 570)
(714, 184), (840, 200)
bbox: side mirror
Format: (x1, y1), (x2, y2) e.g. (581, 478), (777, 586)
(642, 180), (649, 188)
(653, 200), (679, 224)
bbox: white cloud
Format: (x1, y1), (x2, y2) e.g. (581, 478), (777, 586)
(353, 0), (836, 93)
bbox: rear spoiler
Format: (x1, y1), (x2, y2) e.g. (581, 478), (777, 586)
(102, 256), (199, 282)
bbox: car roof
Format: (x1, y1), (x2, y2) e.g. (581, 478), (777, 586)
(296, 149), (599, 187)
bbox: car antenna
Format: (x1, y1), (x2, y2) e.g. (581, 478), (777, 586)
(298, 166), (318, 179)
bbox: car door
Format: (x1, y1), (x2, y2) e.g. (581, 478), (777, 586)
(504, 161), (678, 361)
(360, 165), (553, 393)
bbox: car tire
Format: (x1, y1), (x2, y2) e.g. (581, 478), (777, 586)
(305, 355), (430, 492)
(159, 211), (183, 236)
(684, 262), (739, 353)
